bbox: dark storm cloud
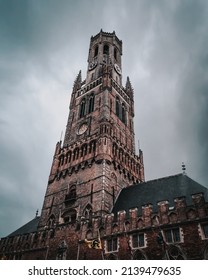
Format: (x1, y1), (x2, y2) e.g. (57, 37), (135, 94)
(0, 0), (208, 236)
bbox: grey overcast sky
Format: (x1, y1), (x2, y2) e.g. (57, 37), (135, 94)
(0, 0), (208, 237)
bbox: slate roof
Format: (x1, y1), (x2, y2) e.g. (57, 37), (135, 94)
(111, 173), (208, 217)
(8, 216), (40, 237)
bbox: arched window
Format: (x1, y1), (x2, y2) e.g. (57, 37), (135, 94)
(121, 103), (126, 124)
(107, 253), (117, 260)
(89, 140), (96, 153)
(103, 44), (109, 55)
(73, 148), (79, 160)
(62, 209), (77, 224)
(94, 45), (98, 57)
(165, 245), (186, 260)
(81, 144), (88, 157)
(59, 155), (64, 166)
(88, 94), (95, 114)
(114, 48), (117, 60)
(133, 249), (147, 260)
(116, 96), (120, 117)
(79, 98), (86, 118)
(84, 204), (92, 221)
(66, 151), (71, 163)
(65, 185), (76, 201)
(48, 215), (56, 228)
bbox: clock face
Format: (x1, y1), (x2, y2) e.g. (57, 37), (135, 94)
(88, 61), (97, 71)
(77, 123), (88, 135)
(114, 63), (122, 75)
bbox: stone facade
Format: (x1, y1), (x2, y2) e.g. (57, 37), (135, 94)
(0, 30), (208, 260)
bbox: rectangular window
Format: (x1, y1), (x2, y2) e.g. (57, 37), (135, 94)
(132, 233), (145, 248)
(202, 224), (208, 238)
(107, 238), (118, 252)
(164, 228), (180, 243)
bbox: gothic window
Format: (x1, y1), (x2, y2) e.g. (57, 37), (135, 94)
(62, 209), (77, 224)
(33, 233), (38, 244)
(84, 204), (92, 221)
(89, 140), (96, 153)
(164, 228), (181, 243)
(107, 253), (117, 260)
(81, 144), (88, 157)
(59, 155), (64, 166)
(106, 237), (118, 252)
(103, 44), (109, 55)
(133, 249), (147, 260)
(119, 148), (123, 161)
(121, 103), (126, 124)
(79, 98), (86, 118)
(66, 151), (71, 163)
(165, 245), (186, 260)
(48, 215), (56, 228)
(116, 96), (120, 117)
(65, 185), (76, 205)
(73, 148), (79, 160)
(88, 93), (95, 114)
(132, 233), (145, 248)
(114, 48), (117, 60)
(94, 45), (98, 57)
(112, 143), (118, 156)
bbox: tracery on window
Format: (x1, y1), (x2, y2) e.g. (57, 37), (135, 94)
(165, 245), (186, 260)
(79, 98), (86, 118)
(48, 214), (56, 228)
(83, 204), (92, 221)
(132, 249), (147, 260)
(88, 93), (95, 114)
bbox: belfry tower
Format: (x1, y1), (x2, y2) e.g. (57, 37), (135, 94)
(38, 30), (144, 231)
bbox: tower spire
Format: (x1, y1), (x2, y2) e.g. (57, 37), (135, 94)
(125, 76), (134, 98)
(72, 70), (82, 93)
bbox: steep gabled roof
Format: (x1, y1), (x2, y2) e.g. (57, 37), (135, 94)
(8, 216), (40, 237)
(112, 174), (208, 216)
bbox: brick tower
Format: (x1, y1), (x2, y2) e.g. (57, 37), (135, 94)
(1, 31), (208, 261)
(38, 30), (144, 233)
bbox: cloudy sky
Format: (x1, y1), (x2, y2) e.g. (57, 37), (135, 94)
(0, 0), (208, 237)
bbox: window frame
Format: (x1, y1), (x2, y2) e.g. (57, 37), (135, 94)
(106, 237), (118, 253)
(131, 233), (145, 249)
(163, 227), (181, 244)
